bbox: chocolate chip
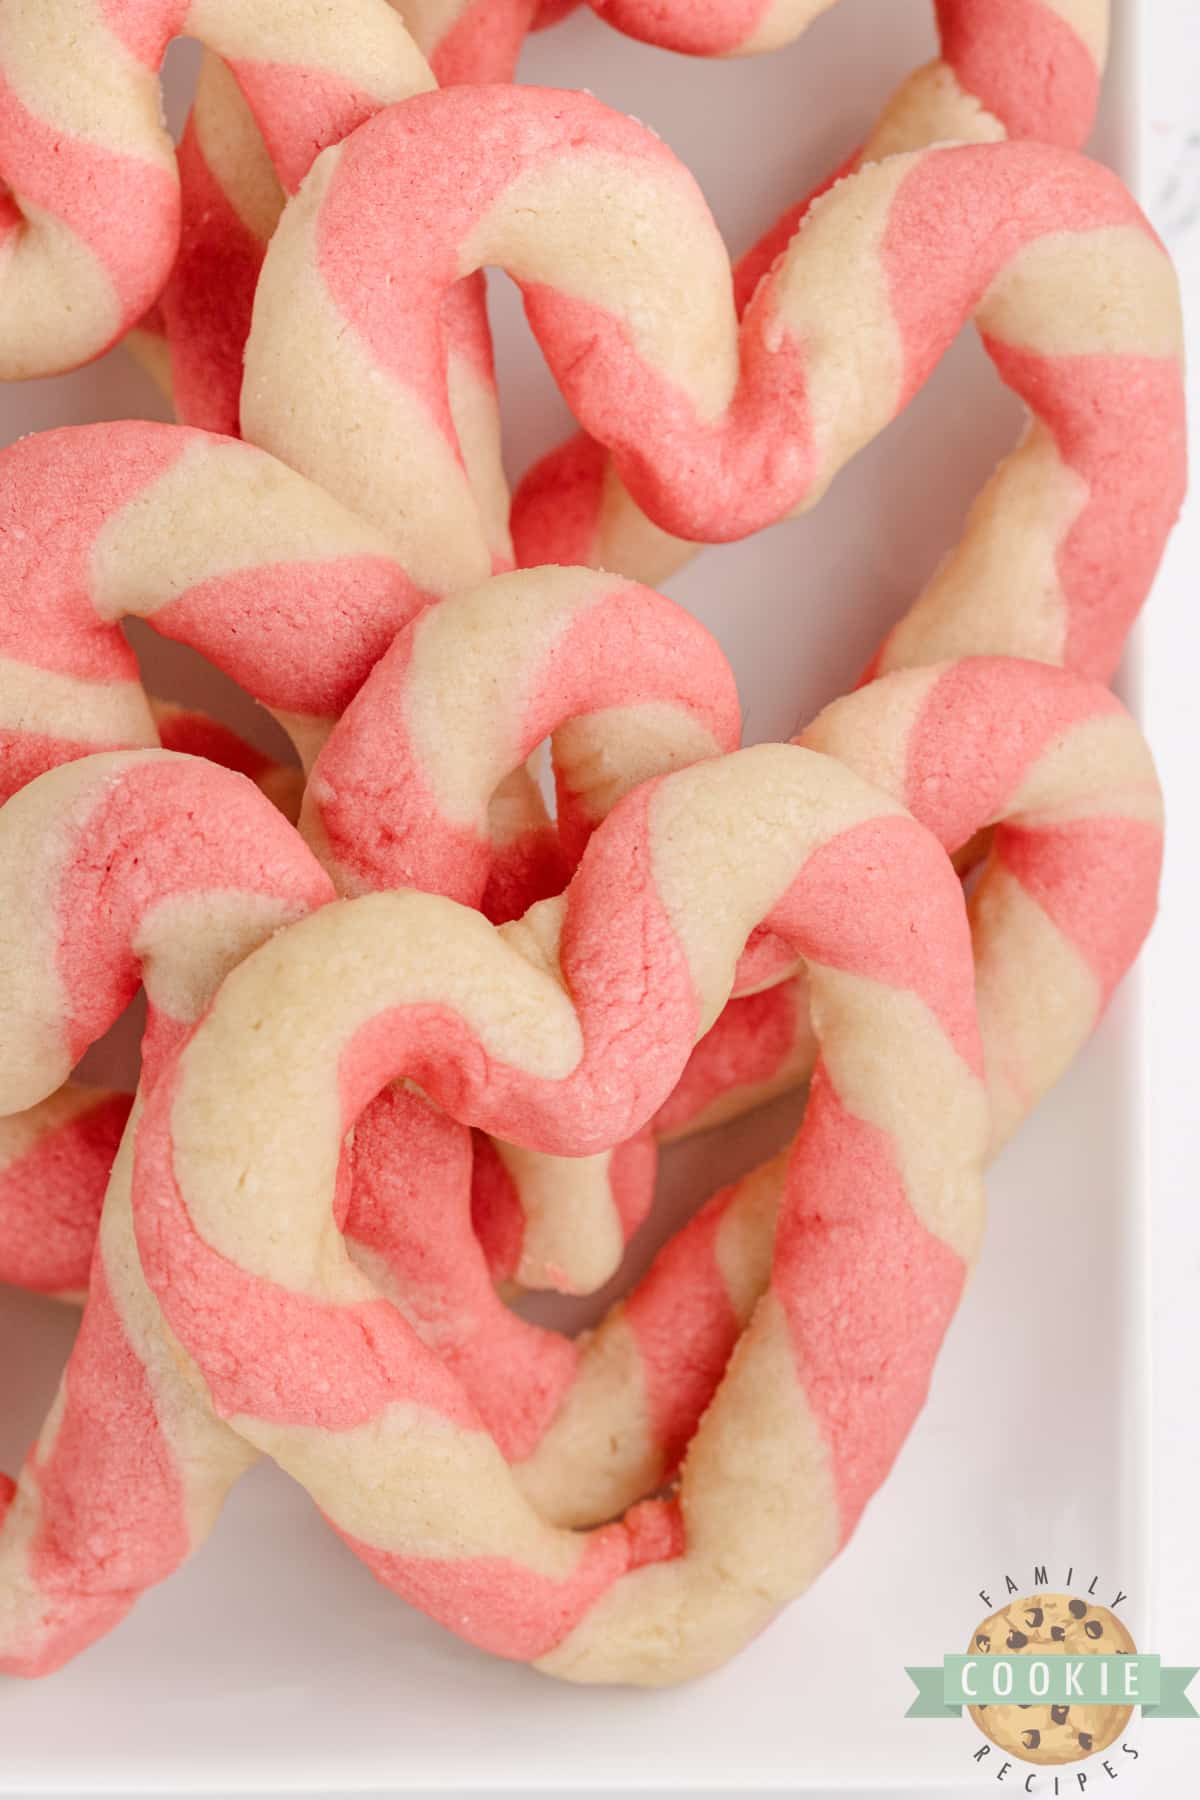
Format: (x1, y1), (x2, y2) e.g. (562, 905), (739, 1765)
(1022, 1730), (1041, 1751)
(1051, 1626), (1066, 1641)
(1051, 1706), (1070, 1725)
(1006, 1631), (1029, 1649)
(1069, 1599), (1088, 1619)
(1078, 1732), (1094, 1751)
(1025, 1607), (1044, 1628)
(975, 1633), (991, 1652)
(1084, 1620), (1104, 1639)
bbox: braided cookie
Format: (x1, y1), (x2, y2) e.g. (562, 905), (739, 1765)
(513, 0), (1110, 583)
(302, 565), (741, 900)
(490, 657), (1163, 1526)
(0, 523), (769, 1305)
(0, 706), (301, 1301)
(0, 418), (432, 1307)
(0, 754), (538, 1673)
(0, 421), (429, 791)
(0, 0), (443, 381)
(144, 1), (1104, 437)
(302, 563), (815, 1293)
(0, 751), (336, 1677)
(0, 417), (562, 925)
(0, 496), (753, 1300)
(301, 563), (743, 1295)
(301, 562), (817, 1293)
(0, 552), (761, 1301)
(157, 0), (539, 435)
(149, 12), (509, 565)
(307, 655), (1161, 1519)
(244, 90), (1183, 680)
(132, 744), (987, 1684)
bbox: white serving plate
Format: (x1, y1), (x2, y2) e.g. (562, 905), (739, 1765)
(0, 2), (1167, 1794)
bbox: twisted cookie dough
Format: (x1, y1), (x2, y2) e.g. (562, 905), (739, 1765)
(133, 745), (987, 1684)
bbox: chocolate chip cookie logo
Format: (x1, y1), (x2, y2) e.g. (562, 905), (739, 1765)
(966, 1594), (1136, 1765)
(905, 1567), (1198, 1790)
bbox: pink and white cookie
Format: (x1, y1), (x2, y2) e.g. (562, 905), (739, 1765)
(156, 0), (539, 442)
(301, 564), (741, 903)
(0, 1087), (130, 1302)
(0, 421), (427, 793)
(132, 743), (988, 1684)
(0, 519), (768, 1307)
(513, 0), (1111, 585)
(0, 0), (438, 379)
(299, 563), (816, 1296)
(0, 751), (335, 1678)
(0, 703), (299, 1302)
(799, 657), (1163, 1144)
(504, 656), (1164, 1527)
(301, 563), (742, 1295)
(243, 87), (1183, 682)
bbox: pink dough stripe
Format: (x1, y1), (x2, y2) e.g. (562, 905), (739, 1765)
(774, 814), (984, 1074)
(882, 144), (1153, 410)
(341, 1500), (679, 1662)
(55, 760), (332, 1060)
(0, 74), (178, 327)
(773, 1069), (966, 1544)
(903, 658), (1118, 845)
(469, 1135), (526, 1285)
(97, 0), (174, 63)
(429, 0), (539, 83)
(347, 1088), (579, 1459)
(161, 118), (268, 437)
(226, 61), (382, 195)
(0, 426), (187, 678)
(509, 437), (610, 573)
(937, 0), (1101, 145)
(995, 816), (1164, 1007)
(652, 982), (803, 1137)
(308, 575), (740, 901)
(0, 424), (429, 744)
(22, 1255), (190, 1677)
(135, 1062), (482, 1433)
(607, 1132), (658, 1239)
(149, 710), (272, 782)
(625, 1181), (743, 1473)
(984, 341), (1189, 681)
(152, 556), (420, 718)
(0, 727), (145, 806)
(0, 1093), (130, 1295)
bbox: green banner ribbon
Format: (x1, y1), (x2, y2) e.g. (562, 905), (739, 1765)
(905, 1657), (1198, 1720)
(1144, 1666), (1200, 1719)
